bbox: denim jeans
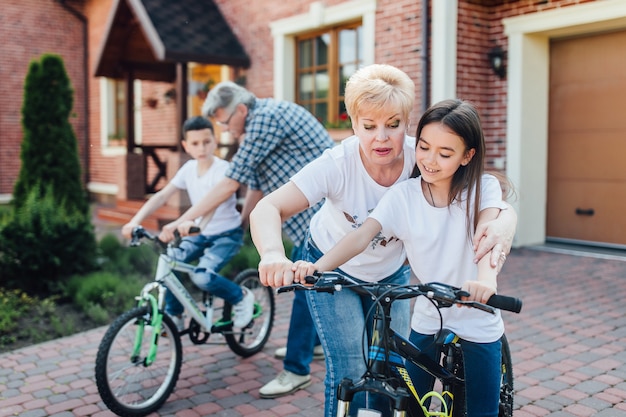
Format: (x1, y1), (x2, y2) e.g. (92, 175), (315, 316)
(164, 226), (244, 316)
(283, 242), (321, 376)
(304, 236), (411, 417)
(406, 331), (502, 417)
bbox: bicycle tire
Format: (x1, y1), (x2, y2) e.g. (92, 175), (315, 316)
(446, 334), (514, 417)
(499, 334), (514, 417)
(95, 306), (182, 417)
(223, 269), (274, 357)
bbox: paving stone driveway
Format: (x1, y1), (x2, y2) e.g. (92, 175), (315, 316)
(1, 247), (626, 417)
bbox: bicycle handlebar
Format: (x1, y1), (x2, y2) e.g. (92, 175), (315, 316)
(129, 226), (202, 250)
(277, 272), (522, 314)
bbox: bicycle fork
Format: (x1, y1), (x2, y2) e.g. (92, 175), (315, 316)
(335, 303), (412, 417)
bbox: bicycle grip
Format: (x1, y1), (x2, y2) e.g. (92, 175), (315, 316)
(487, 294), (522, 313)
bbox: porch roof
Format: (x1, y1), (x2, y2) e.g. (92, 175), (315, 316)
(94, 0), (250, 82)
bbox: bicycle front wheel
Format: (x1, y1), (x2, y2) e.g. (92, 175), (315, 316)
(224, 269), (274, 357)
(95, 306), (182, 417)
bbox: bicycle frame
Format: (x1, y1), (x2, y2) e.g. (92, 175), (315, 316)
(152, 253), (209, 329)
(336, 295), (463, 417)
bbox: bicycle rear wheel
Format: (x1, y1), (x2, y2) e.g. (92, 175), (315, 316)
(499, 334), (514, 417)
(95, 306), (182, 417)
(223, 269), (274, 357)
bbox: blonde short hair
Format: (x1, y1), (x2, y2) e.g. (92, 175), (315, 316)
(344, 64), (415, 124)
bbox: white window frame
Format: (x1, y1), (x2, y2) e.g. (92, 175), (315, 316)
(270, 0), (377, 101)
(98, 78), (143, 157)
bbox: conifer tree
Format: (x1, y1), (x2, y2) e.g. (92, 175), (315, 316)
(13, 53), (88, 214)
(0, 54), (95, 292)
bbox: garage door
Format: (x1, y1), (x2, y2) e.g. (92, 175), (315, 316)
(547, 29), (626, 246)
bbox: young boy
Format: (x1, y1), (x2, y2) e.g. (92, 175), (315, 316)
(121, 116), (254, 330)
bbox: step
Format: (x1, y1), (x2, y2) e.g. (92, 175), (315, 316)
(96, 202), (180, 233)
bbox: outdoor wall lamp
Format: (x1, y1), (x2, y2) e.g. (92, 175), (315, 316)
(487, 46), (506, 79)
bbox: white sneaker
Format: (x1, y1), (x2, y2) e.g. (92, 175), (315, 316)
(259, 370), (311, 398)
(233, 287), (254, 328)
(274, 345), (324, 360)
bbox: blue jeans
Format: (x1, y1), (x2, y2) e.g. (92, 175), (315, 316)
(164, 227), (244, 316)
(406, 331), (502, 417)
(283, 242), (321, 376)
(304, 236), (411, 417)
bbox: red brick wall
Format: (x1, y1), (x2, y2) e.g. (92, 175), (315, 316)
(455, 0), (597, 172)
(84, 0), (114, 194)
(0, 0), (87, 195)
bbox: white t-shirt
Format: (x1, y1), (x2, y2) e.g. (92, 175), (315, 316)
(170, 158), (241, 236)
(370, 174), (508, 343)
(291, 135), (416, 281)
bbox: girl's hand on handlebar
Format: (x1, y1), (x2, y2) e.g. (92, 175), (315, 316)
(461, 281), (497, 305)
(292, 260), (317, 283)
(258, 253), (296, 288)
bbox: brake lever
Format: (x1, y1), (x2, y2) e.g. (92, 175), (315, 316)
(457, 300), (496, 314)
(276, 283), (306, 294)
(276, 278), (341, 294)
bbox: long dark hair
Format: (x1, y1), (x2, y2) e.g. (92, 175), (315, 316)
(412, 99), (485, 233)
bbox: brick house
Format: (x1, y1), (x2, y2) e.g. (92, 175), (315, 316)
(1, 0), (625, 247)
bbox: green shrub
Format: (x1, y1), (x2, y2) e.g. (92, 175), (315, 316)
(97, 233), (157, 277)
(0, 185), (96, 294)
(219, 233), (294, 278)
(98, 233), (125, 261)
(0, 289), (35, 335)
(67, 271), (146, 323)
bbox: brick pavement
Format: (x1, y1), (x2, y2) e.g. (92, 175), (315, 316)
(1, 247), (626, 417)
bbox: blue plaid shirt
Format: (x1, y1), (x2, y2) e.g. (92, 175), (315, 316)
(226, 98), (334, 245)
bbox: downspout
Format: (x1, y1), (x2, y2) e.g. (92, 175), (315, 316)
(421, 0), (430, 112)
(57, 0), (90, 188)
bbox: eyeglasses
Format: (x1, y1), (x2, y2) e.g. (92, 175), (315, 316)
(216, 107), (237, 127)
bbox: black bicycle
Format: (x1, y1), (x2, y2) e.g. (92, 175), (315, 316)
(279, 272), (521, 417)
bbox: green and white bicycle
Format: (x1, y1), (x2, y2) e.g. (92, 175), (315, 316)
(95, 226), (274, 417)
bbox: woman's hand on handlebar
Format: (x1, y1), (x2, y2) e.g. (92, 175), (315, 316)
(292, 260), (317, 283)
(258, 253), (296, 287)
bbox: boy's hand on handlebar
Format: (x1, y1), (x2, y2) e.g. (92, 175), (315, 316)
(177, 220), (198, 237)
(121, 222), (138, 239)
(292, 260), (317, 283)
(461, 281), (497, 305)
(159, 221), (179, 242)
(258, 253), (296, 287)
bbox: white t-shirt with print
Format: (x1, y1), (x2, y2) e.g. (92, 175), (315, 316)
(370, 174), (508, 343)
(291, 134), (416, 281)
(170, 158), (241, 236)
